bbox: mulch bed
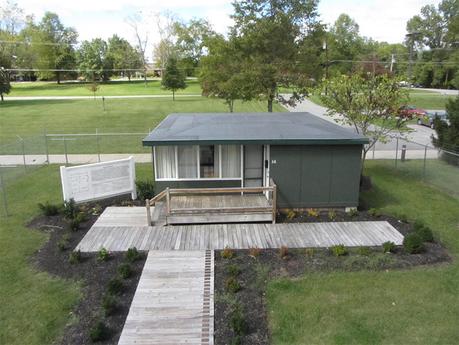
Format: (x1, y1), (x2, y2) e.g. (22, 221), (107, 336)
(29, 196), (146, 345)
(214, 209), (451, 345)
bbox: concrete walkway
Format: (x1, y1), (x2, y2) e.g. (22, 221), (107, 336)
(118, 250), (214, 345)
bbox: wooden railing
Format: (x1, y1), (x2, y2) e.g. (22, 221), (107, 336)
(145, 178), (277, 225)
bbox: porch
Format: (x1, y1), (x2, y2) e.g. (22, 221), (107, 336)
(146, 180), (277, 225)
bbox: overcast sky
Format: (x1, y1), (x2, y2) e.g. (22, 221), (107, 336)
(4, 0), (441, 55)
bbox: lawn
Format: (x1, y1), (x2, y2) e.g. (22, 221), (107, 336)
(267, 160), (459, 345)
(8, 79), (202, 97)
(0, 163), (153, 344)
(0, 97), (286, 153)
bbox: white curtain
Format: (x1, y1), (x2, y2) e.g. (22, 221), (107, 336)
(221, 145), (241, 178)
(178, 145), (198, 178)
(155, 146), (176, 179)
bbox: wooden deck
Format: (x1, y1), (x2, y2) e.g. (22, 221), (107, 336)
(118, 250), (214, 345)
(76, 209), (404, 252)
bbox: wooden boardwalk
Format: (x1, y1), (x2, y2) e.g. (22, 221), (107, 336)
(76, 221), (404, 252)
(118, 250), (214, 345)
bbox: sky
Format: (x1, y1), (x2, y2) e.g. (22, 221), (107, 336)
(3, 0), (441, 57)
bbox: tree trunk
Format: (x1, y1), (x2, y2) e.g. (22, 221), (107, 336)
(57, 71), (61, 84)
(0, 93), (3, 102)
(268, 98), (273, 112)
(229, 99), (234, 113)
(144, 69), (147, 87)
(173, 90), (175, 101)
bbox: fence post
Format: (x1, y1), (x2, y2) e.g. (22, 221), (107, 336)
(96, 128), (101, 162)
(423, 145), (427, 179)
(21, 137), (26, 172)
(0, 168), (9, 217)
(44, 129), (49, 164)
(372, 140), (376, 159)
(146, 199), (152, 226)
(395, 137), (399, 168)
(63, 136), (68, 166)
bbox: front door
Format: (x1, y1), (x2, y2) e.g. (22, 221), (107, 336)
(244, 145), (263, 187)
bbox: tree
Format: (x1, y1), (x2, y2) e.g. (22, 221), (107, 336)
(0, 1), (24, 71)
(161, 57), (186, 100)
(433, 96), (459, 160)
(230, 0), (322, 112)
(319, 74), (409, 172)
(126, 13), (149, 86)
(77, 39), (113, 81)
(107, 35), (143, 81)
(0, 67), (11, 101)
(87, 82), (99, 99)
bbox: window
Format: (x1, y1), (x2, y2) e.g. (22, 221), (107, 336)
(155, 146), (176, 179)
(178, 145), (198, 178)
(200, 145), (219, 178)
(221, 145), (241, 178)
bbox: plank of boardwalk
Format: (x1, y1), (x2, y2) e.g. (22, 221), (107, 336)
(118, 250), (213, 345)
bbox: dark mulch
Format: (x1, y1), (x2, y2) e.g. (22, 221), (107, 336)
(215, 210), (451, 345)
(29, 196), (146, 345)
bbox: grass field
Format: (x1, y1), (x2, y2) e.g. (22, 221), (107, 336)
(267, 160), (459, 345)
(0, 164), (153, 345)
(8, 79), (202, 97)
(0, 97), (285, 153)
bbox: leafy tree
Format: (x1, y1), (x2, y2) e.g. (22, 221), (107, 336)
(77, 39), (113, 81)
(319, 74), (409, 171)
(161, 57), (186, 100)
(433, 96), (459, 159)
(107, 35), (143, 81)
(230, 0), (322, 112)
(153, 39), (177, 70)
(0, 1), (24, 70)
(0, 67), (11, 101)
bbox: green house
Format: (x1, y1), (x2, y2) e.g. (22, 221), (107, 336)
(143, 112), (368, 210)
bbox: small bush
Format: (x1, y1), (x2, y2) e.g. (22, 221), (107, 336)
(307, 208), (319, 218)
(330, 244), (348, 257)
(413, 222), (434, 242)
(248, 247), (261, 257)
(225, 277), (241, 293)
(396, 213), (409, 223)
(38, 201), (60, 216)
(91, 204), (103, 216)
(57, 239), (68, 251)
(69, 213), (85, 232)
(107, 277), (123, 295)
(118, 263), (133, 279)
(125, 247), (142, 262)
(221, 247), (234, 259)
(368, 208), (381, 217)
(279, 246), (289, 259)
(286, 209), (296, 220)
(357, 246), (371, 256)
(227, 264), (241, 277)
(231, 305), (247, 335)
(382, 241), (396, 253)
(136, 180), (155, 201)
(327, 210), (336, 221)
(63, 198), (79, 220)
(403, 233), (425, 254)
(348, 208), (359, 217)
(89, 320), (110, 342)
(102, 294), (118, 316)
(305, 248), (315, 257)
(69, 250), (81, 264)
(97, 247), (110, 262)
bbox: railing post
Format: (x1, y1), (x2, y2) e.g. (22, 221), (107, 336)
(44, 129), (49, 164)
(272, 183), (277, 224)
(146, 199), (152, 226)
(166, 187), (170, 225)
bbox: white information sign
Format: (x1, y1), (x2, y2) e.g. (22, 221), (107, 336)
(60, 156), (137, 203)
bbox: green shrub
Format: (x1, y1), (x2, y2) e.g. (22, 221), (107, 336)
(125, 247), (142, 262)
(89, 320), (110, 342)
(307, 208), (319, 218)
(348, 208), (359, 217)
(57, 239), (68, 251)
(286, 209), (296, 220)
(227, 264), (241, 277)
(230, 305), (247, 335)
(368, 208), (381, 217)
(413, 220), (425, 231)
(413, 222), (434, 242)
(327, 210), (336, 221)
(69, 213), (85, 231)
(330, 244), (348, 257)
(63, 198), (79, 220)
(107, 277), (123, 295)
(382, 241), (396, 253)
(305, 248), (315, 257)
(102, 294), (118, 316)
(403, 233), (425, 254)
(97, 247), (110, 262)
(118, 263), (133, 279)
(225, 277), (241, 293)
(357, 246), (371, 256)
(136, 180), (155, 201)
(248, 247), (261, 257)
(279, 246), (289, 259)
(221, 247), (234, 259)
(38, 201), (60, 216)
(69, 250), (81, 264)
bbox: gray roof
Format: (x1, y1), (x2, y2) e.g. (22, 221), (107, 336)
(143, 112), (369, 146)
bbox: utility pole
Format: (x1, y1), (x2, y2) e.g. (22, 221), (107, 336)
(390, 54), (395, 73)
(323, 39), (329, 95)
(405, 31), (421, 84)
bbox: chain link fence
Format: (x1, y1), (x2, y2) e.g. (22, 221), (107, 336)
(1, 131), (458, 217)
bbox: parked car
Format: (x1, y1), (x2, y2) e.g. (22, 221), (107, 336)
(417, 111), (449, 129)
(398, 105), (427, 118)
